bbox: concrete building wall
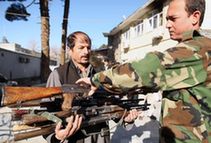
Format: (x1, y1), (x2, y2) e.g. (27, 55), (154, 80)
(117, 1), (176, 62)
(0, 43), (58, 82)
(0, 48), (41, 80)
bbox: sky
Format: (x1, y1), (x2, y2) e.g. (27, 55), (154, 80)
(0, 0), (148, 51)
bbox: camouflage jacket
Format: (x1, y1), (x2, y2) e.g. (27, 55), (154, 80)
(92, 30), (211, 93)
(91, 30), (211, 141)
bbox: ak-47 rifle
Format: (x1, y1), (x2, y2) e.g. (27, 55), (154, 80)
(0, 84), (150, 141)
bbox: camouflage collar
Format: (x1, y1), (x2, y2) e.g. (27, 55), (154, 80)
(181, 30), (201, 42)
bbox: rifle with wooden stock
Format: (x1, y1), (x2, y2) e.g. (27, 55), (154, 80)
(0, 84), (150, 141)
(1, 84), (149, 107)
(13, 103), (149, 141)
(0, 84), (90, 106)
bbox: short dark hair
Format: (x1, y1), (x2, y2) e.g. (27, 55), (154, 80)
(67, 31), (91, 49)
(185, 0), (205, 26)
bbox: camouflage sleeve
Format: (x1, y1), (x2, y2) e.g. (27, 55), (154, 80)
(91, 44), (207, 93)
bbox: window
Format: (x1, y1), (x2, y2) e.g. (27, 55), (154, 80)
(18, 57), (30, 63)
(153, 15), (158, 29)
(148, 18), (153, 31)
(26, 58), (30, 63)
(1, 52), (4, 57)
(123, 29), (130, 40)
(147, 12), (163, 32)
(159, 13), (163, 26)
(135, 20), (144, 36)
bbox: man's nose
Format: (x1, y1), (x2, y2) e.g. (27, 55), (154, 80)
(166, 20), (171, 29)
(83, 47), (89, 54)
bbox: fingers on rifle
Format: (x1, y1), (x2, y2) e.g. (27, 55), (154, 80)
(66, 116), (74, 128)
(88, 89), (95, 96)
(67, 115), (80, 136)
(76, 78), (97, 96)
(124, 109), (139, 123)
(125, 114), (133, 123)
(63, 116), (74, 136)
(77, 116), (83, 131)
(75, 78), (87, 85)
(131, 109), (139, 119)
(55, 122), (63, 139)
(55, 122), (62, 132)
(76, 78), (90, 85)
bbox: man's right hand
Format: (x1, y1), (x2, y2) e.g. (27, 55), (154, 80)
(76, 78), (98, 96)
(55, 115), (82, 141)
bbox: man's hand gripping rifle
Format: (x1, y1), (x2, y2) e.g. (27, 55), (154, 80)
(0, 84), (150, 141)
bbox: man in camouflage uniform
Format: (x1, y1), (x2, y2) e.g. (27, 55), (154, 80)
(77, 0), (211, 142)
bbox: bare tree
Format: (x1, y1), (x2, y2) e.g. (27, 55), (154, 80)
(60, 0), (70, 65)
(28, 40), (38, 56)
(39, 0), (51, 82)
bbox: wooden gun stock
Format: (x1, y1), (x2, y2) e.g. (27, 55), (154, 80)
(1, 84), (90, 106)
(1, 86), (62, 106)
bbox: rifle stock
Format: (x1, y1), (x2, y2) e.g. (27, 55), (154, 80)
(1, 84), (90, 106)
(1, 86), (62, 106)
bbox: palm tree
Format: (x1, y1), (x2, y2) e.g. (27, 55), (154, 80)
(39, 0), (51, 82)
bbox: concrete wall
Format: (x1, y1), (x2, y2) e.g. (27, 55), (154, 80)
(0, 48), (41, 80)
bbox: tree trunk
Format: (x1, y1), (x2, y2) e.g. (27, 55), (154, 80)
(39, 0), (51, 82)
(60, 0), (70, 65)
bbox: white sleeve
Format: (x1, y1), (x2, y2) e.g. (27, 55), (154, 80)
(46, 70), (62, 87)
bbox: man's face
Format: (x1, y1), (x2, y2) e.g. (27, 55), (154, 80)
(70, 35), (91, 65)
(166, 0), (194, 41)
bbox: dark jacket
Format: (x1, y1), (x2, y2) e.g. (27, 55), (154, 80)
(46, 59), (110, 143)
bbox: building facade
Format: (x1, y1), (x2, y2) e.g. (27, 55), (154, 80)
(0, 42), (58, 85)
(0, 43), (41, 83)
(104, 0), (211, 62)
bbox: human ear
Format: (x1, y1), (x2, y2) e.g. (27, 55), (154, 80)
(191, 11), (201, 25)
